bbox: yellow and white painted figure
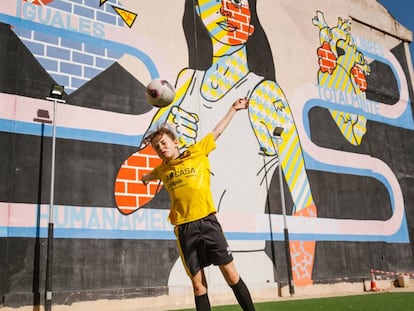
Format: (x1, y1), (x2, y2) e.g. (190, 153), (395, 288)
(141, 0), (317, 287)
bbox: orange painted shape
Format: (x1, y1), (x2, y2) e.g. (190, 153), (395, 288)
(114, 144), (165, 214)
(234, 13), (247, 23)
(114, 181), (125, 193)
(137, 169), (152, 181)
(240, 6), (250, 16)
(115, 195), (137, 208)
(25, 0), (53, 5)
(229, 38), (240, 45)
(294, 204), (317, 218)
(117, 167), (137, 180)
(149, 183), (161, 194)
(351, 66), (367, 92)
(127, 154), (147, 167)
(138, 196), (153, 207)
(140, 144), (158, 156)
(317, 42), (336, 73)
(235, 31), (249, 42)
(149, 157), (163, 167)
(119, 208), (133, 215)
(290, 240), (316, 286)
(127, 182), (147, 194)
(290, 204), (318, 286)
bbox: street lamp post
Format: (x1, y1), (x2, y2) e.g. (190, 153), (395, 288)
(44, 84), (65, 311)
(273, 126), (295, 296)
(259, 147), (277, 283)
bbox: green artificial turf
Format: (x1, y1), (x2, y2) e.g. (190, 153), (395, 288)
(173, 292), (414, 311)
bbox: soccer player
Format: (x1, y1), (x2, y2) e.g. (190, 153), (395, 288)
(142, 97), (255, 311)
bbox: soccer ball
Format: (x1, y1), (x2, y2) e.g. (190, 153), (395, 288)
(145, 79), (176, 108)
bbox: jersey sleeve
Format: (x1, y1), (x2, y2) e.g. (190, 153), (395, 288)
(149, 165), (162, 180)
(198, 133), (216, 156)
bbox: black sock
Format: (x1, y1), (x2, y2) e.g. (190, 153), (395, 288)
(195, 293), (211, 311)
(230, 278), (255, 311)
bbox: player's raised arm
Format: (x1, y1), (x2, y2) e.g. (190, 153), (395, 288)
(212, 97), (249, 140)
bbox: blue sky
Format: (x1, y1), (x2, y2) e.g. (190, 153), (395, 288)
(377, 0), (414, 65)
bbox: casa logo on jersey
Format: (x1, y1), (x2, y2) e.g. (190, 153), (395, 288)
(166, 167), (196, 182)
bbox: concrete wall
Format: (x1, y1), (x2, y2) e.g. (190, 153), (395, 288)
(1, 0), (413, 307)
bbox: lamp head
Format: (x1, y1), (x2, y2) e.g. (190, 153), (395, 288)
(273, 126), (284, 137)
(49, 84), (64, 99)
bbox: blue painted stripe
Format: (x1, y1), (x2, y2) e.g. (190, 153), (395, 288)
(2, 226), (175, 240)
(1, 225), (408, 243)
(55, 228), (176, 240)
(304, 95), (414, 133)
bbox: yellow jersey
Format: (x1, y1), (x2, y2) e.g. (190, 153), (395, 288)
(151, 133), (217, 225)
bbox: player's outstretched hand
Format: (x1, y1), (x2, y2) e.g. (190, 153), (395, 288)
(232, 97), (249, 111)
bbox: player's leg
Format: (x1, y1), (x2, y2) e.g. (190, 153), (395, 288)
(219, 260), (255, 310)
(218, 260), (239, 285)
(191, 268), (210, 311)
(200, 214), (255, 310)
(175, 220), (211, 311)
(191, 268), (208, 295)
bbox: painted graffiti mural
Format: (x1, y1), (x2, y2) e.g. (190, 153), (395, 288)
(116, 0), (317, 287)
(0, 0), (413, 306)
(313, 11), (370, 146)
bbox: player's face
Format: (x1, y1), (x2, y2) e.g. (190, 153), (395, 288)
(151, 133), (180, 161)
(196, 0), (254, 46)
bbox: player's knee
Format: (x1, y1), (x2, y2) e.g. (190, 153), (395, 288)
(226, 273), (240, 286)
(222, 269), (240, 285)
(191, 275), (208, 296)
(220, 262), (240, 285)
(192, 282), (207, 296)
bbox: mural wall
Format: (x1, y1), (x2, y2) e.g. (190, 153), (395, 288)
(1, 0), (413, 307)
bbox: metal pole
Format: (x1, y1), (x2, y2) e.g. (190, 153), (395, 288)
(275, 136), (295, 296)
(259, 148), (277, 282)
(44, 96), (64, 311)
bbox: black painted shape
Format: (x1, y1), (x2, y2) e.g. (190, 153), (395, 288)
(67, 62), (152, 115)
(0, 23), (57, 99)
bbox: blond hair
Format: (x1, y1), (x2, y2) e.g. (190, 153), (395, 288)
(143, 123), (177, 145)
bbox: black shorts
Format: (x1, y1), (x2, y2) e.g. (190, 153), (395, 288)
(175, 214), (233, 277)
